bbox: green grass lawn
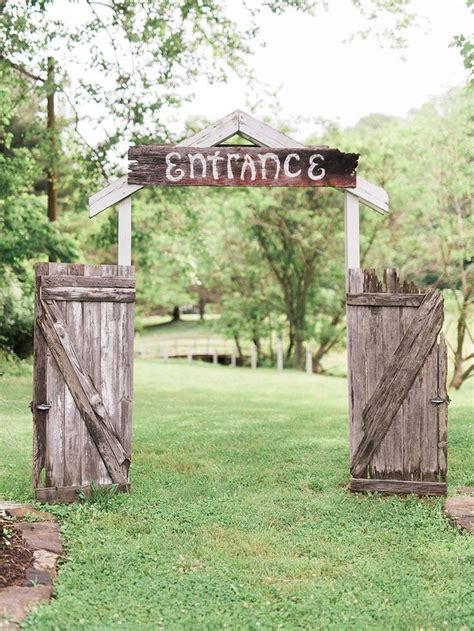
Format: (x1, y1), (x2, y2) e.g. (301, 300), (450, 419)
(0, 361), (473, 630)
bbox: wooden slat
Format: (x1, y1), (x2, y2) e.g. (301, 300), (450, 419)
(37, 299), (129, 485)
(349, 478), (447, 496)
(44, 262), (66, 487)
(119, 266), (134, 477)
(42, 275), (135, 289)
(64, 264), (84, 487)
(346, 269), (364, 462)
(35, 483), (130, 504)
(100, 265), (121, 478)
(437, 334), (448, 478)
(346, 293), (424, 307)
(351, 290), (444, 478)
(41, 287), (135, 302)
(33, 263), (50, 488)
(370, 269), (403, 480)
(82, 265), (110, 486)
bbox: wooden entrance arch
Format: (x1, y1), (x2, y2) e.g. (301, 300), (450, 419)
(33, 111), (447, 501)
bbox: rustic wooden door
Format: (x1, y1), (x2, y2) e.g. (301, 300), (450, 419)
(346, 268), (448, 496)
(33, 263), (135, 503)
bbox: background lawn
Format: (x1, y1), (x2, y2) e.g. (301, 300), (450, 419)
(0, 360), (473, 630)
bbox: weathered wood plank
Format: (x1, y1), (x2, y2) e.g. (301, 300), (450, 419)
(35, 483), (130, 504)
(82, 265), (110, 486)
(370, 269), (403, 480)
(351, 290), (444, 477)
(437, 334), (448, 478)
(119, 266), (134, 476)
(350, 478), (447, 496)
(100, 265), (122, 476)
(346, 269), (364, 462)
(44, 263), (66, 487)
(63, 264), (84, 487)
(420, 343), (439, 481)
(37, 299), (129, 484)
(346, 293), (425, 307)
(33, 263), (50, 488)
(41, 287), (135, 302)
(42, 275), (135, 289)
(128, 146), (358, 188)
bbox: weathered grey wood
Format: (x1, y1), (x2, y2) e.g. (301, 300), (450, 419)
(437, 334), (448, 477)
(351, 289), (444, 478)
(346, 268), (447, 493)
(370, 268), (403, 479)
(41, 287), (135, 302)
(421, 343), (439, 481)
(37, 299), (129, 485)
(36, 483), (130, 504)
(128, 146), (358, 188)
(100, 265), (122, 480)
(82, 265), (110, 485)
(42, 275), (135, 289)
(34, 264), (135, 497)
(350, 478), (447, 496)
(118, 265), (134, 477)
(33, 263), (50, 488)
(64, 264), (84, 487)
(44, 262), (66, 487)
(346, 268), (364, 462)
(346, 293), (424, 307)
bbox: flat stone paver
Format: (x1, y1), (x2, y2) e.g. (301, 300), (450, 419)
(16, 522), (62, 556)
(0, 585), (52, 629)
(444, 496), (474, 533)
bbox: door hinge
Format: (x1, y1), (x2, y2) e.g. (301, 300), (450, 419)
(430, 395), (450, 407)
(36, 404), (51, 411)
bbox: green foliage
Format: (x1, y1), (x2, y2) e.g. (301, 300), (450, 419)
(0, 362), (472, 628)
(0, 149), (77, 355)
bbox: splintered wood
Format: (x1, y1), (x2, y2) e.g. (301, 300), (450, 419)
(33, 264), (135, 503)
(346, 268), (448, 496)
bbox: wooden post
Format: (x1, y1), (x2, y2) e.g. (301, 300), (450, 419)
(118, 196), (132, 266)
(305, 345), (313, 374)
(344, 192), (360, 287)
(231, 348), (236, 367)
(162, 340), (168, 362)
(213, 349), (218, 365)
(187, 347), (192, 363)
(276, 340), (283, 371)
(250, 343), (257, 369)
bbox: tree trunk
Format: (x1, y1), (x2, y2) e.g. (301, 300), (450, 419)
(234, 335), (244, 364)
(449, 287), (473, 389)
(172, 306), (180, 321)
(46, 57), (57, 222)
(198, 296), (205, 320)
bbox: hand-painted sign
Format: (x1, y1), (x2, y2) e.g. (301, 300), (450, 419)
(128, 146), (358, 187)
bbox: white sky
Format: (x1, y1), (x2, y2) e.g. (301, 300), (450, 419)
(47, 0), (471, 144)
(174, 0), (470, 137)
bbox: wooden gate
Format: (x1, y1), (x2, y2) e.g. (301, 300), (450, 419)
(33, 263), (135, 503)
(346, 268), (448, 496)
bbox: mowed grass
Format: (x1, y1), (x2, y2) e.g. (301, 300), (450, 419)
(0, 361), (473, 630)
